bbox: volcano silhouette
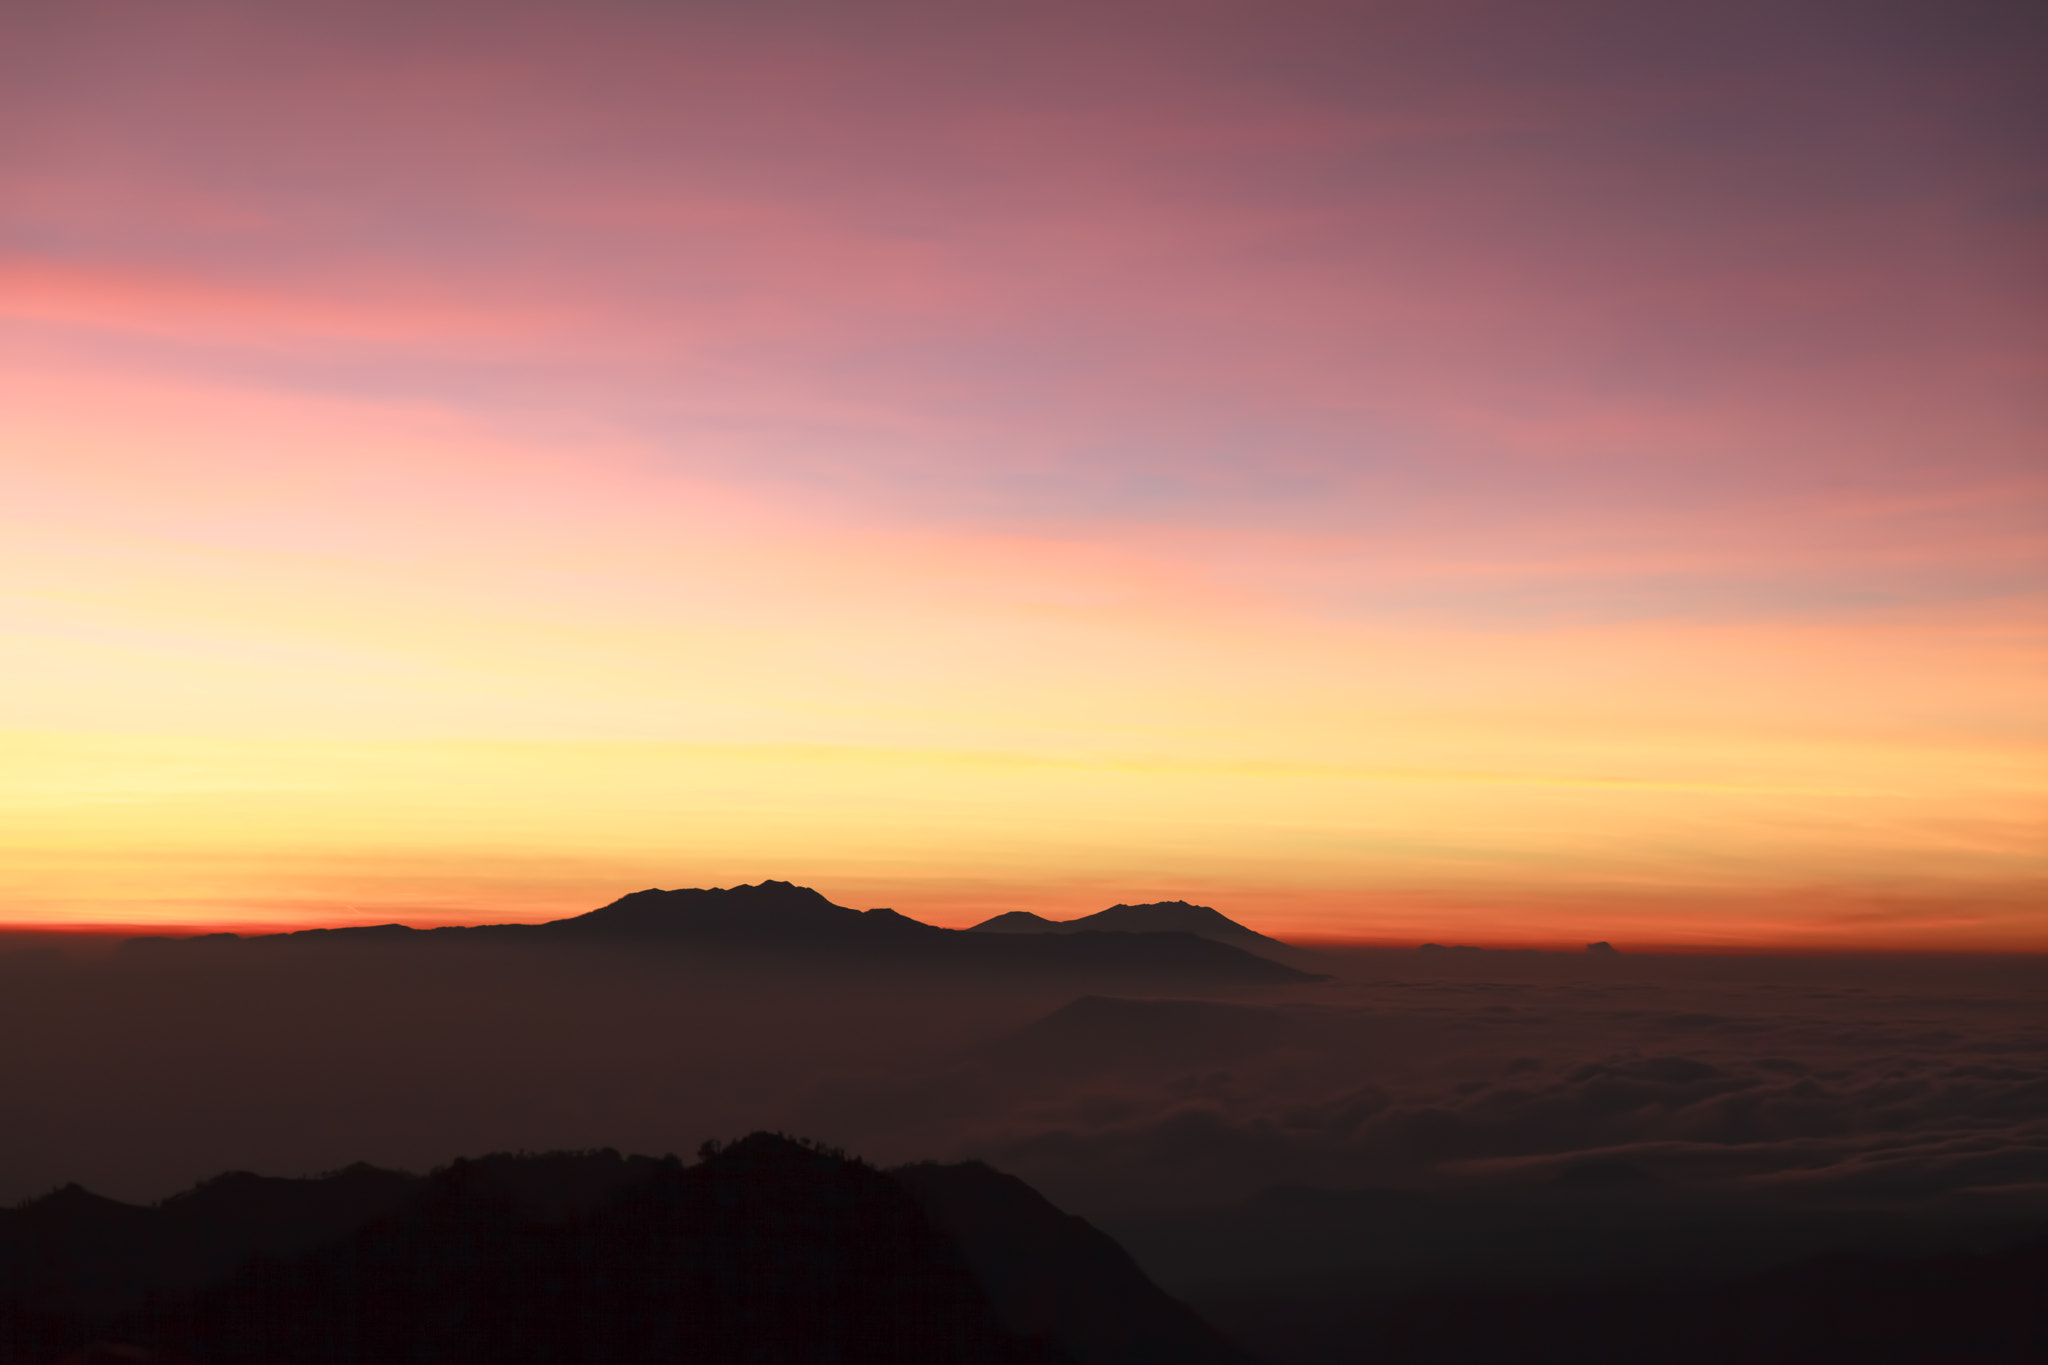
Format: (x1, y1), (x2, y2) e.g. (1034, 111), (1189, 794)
(119, 882), (1318, 985)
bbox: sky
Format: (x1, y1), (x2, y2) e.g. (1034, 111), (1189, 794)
(2, 0), (2043, 947)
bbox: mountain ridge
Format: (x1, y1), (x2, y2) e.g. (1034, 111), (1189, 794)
(969, 900), (1299, 959)
(0, 1135), (1256, 1365)
(115, 882), (1319, 985)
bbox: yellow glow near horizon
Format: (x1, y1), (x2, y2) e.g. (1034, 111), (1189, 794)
(4, 273), (2042, 953)
(3, 724), (2039, 948)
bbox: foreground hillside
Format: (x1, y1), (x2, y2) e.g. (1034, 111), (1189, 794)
(0, 1134), (1252, 1365)
(6, 1131), (2040, 1364)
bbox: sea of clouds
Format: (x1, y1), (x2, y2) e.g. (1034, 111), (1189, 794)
(3, 938), (2041, 1302)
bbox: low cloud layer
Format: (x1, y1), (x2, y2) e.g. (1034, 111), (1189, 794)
(794, 954), (2047, 1226)
(3, 940), (2042, 1299)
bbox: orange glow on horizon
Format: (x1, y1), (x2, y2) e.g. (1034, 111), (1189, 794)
(5, 3), (2042, 953)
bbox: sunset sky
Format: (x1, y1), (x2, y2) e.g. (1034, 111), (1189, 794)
(4, 0), (2042, 947)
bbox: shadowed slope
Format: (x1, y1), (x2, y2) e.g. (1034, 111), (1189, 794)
(0, 1137), (1263, 1365)
(895, 1159), (1257, 1365)
(6, 1137), (1075, 1365)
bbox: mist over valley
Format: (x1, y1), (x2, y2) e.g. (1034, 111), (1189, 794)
(5, 883), (2042, 1360)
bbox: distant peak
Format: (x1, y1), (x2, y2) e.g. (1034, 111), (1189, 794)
(588, 881), (849, 915)
(1072, 901), (1292, 948)
(966, 911), (1063, 933)
(967, 902), (1292, 951)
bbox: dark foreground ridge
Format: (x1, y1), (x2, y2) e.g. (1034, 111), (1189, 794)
(0, 1134), (1255, 1365)
(8, 1140), (2041, 1365)
(118, 881), (1318, 985)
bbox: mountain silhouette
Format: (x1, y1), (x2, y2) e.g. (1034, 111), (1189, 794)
(543, 881), (936, 943)
(0, 1135), (1258, 1365)
(970, 901), (1297, 958)
(118, 882), (1318, 985)
(0, 1165), (420, 1320)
